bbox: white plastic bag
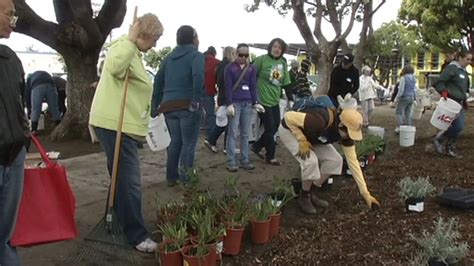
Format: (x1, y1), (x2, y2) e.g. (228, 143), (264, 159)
(146, 115), (171, 152)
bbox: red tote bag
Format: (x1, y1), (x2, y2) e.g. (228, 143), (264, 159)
(11, 135), (78, 247)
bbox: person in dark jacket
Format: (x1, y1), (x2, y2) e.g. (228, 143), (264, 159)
(204, 46), (235, 153)
(26, 70), (61, 134)
(202, 46), (221, 139)
(152, 25), (205, 186)
(327, 53), (360, 107)
(53, 75), (67, 117)
(433, 50), (472, 158)
(0, 0), (30, 264)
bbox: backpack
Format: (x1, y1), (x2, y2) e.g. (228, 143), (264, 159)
(292, 95), (335, 112)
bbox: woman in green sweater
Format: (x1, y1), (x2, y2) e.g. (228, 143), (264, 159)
(89, 14), (163, 253)
(433, 50), (472, 158)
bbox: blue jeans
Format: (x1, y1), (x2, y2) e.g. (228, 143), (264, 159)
(203, 95), (216, 139)
(444, 109), (465, 141)
(164, 110), (201, 183)
(0, 148), (26, 266)
(94, 127), (149, 246)
(253, 104), (280, 160)
(208, 125), (227, 147)
(31, 84), (61, 122)
(226, 102), (253, 167)
(396, 96), (414, 126)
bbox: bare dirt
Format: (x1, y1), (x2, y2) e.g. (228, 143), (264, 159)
(21, 104), (474, 265)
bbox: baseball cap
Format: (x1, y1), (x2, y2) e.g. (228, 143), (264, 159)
(339, 109), (363, 141)
(342, 53), (354, 64)
(215, 106), (228, 127)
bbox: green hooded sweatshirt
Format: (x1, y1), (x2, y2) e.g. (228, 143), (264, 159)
(89, 36), (153, 137)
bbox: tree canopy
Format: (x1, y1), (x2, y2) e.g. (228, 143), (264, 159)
(144, 46), (172, 73)
(399, 0), (474, 53)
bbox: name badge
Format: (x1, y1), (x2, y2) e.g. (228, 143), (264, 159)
(242, 85), (249, 91)
(346, 78), (352, 83)
(459, 74), (465, 79)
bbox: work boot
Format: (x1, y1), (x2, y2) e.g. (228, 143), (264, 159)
(310, 185), (329, 208)
(298, 191), (317, 215)
(446, 140), (463, 159)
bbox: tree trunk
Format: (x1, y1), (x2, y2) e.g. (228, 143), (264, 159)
(50, 51), (99, 141)
(314, 42), (338, 96)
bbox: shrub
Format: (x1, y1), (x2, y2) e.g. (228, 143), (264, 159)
(398, 176), (436, 200)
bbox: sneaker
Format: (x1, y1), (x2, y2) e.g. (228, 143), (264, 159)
(167, 180), (178, 187)
(433, 138), (446, 154)
(394, 127), (399, 134)
(204, 140), (218, 153)
(226, 165), (239, 172)
(135, 238), (157, 253)
(240, 162), (255, 170)
(266, 159), (281, 166)
(223, 149), (226, 154)
(251, 145), (264, 159)
(446, 147), (463, 159)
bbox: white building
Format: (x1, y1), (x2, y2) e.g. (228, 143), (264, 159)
(15, 50), (65, 76)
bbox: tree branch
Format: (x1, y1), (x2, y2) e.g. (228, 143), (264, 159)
(95, 0), (127, 36)
(53, 0), (73, 24)
(313, 0), (327, 44)
(339, 1), (361, 41)
(327, 1), (342, 37)
(371, 0), (386, 16)
(66, 0), (103, 49)
(292, 0), (321, 56)
(14, 0), (60, 51)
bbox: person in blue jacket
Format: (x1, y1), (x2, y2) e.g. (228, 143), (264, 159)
(151, 25), (205, 186)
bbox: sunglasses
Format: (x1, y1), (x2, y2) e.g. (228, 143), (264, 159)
(238, 53), (249, 58)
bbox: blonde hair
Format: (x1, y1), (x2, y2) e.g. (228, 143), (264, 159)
(137, 13), (163, 38)
(222, 46), (235, 61)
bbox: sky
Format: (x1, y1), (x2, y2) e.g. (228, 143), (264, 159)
(0, 0), (402, 57)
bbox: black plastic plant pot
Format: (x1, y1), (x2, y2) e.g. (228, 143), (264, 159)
(291, 178), (302, 195)
(319, 177), (334, 191)
(428, 258), (448, 266)
(405, 197), (425, 213)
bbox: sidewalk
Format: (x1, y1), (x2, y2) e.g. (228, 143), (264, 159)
(19, 136), (293, 265)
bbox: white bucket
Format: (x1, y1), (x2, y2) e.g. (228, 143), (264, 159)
(399, 126), (416, 147)
(413, 103), (424, 120)
(367, 126), (385, 139)
(429, 98), (462, 130)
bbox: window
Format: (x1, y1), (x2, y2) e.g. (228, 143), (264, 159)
(431, 52), (439, 69)
(417, 52), (425, 69)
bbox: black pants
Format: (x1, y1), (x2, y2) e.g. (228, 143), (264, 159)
(253, 104), (280, 160)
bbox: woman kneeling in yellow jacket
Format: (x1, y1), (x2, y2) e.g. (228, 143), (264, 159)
(279, 94), (380, 214)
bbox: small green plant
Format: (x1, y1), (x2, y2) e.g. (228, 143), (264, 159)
(219, 191), (250, 228)
(271, 176), (296, 211)
(157, 221), (188, 253)
(411, 217), (469, 265)
(155, 197), (185, 225)
(251, 196), (272, 221)
(356, 135), (385, 159)
(398, 176), (436, 200)
(224, 176), (239, 197)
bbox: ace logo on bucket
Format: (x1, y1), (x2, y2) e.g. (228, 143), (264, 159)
(437, 113), (454, 124)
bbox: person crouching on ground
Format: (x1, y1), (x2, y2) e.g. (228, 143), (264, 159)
(279, 94), (380, 214)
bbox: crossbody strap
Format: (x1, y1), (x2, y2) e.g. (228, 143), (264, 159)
(231, 65), (250, 91)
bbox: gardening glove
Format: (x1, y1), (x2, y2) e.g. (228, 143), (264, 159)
(341, 144), (380, 209)
(254, 103), (265, 113)
(441, 91), (448, 100)
(227, 104), (235, 117)
(337, 93), (358, 110)
(296, 140), (312, 160)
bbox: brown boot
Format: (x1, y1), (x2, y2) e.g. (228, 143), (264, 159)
(298, 191), (317, 214)
(310, 185), (329, 208)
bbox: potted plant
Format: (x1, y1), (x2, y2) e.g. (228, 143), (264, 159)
(220, 192), (250, 255)
(399, 176), (436, 213)
(411, 217), (469, 265)
(356, 135), (385, 166)
(156, 221), (188, 266)
(268, 176), (295, 238)
(181, 167), (202, 202)
(181, 240), (210, 266)
(249, 195), (272, 244)
(155, 198), (185, 226)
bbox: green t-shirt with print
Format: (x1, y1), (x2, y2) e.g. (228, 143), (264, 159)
(253, 54), (291, 107)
